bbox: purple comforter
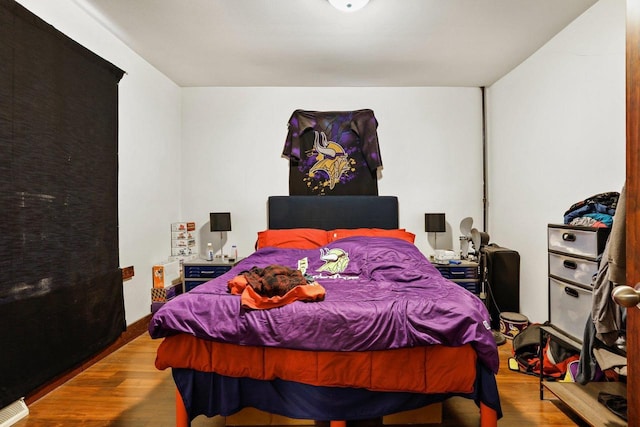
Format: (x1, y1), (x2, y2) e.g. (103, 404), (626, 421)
(149, 236), (499, 373)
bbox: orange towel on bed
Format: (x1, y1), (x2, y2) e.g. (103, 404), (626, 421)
(228, 274), (325, 310)
(155, 333), (477, 394)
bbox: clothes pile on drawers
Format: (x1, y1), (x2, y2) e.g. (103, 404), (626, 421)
(563, 191), (620, 228)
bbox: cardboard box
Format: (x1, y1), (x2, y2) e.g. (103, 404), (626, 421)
(382, 403), (442, 425)
(171, 222), (196, 232)
(151, 282), (183, 302)
(224, 399), (442, 426)
(172, 231), (195, 240)
(225, 408), (313, 426)
(152, 259), (181, 288)
(150, 301), (165, 313)
(169, 253), (198, 263)
(171, 238), (196, 248)
(171, 247), (195, 256)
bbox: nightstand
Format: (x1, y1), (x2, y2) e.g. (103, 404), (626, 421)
(183, 258), (237, 292)
(431, 260), (480, 295)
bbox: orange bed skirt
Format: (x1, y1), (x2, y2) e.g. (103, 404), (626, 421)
(156, 333), (477, 394)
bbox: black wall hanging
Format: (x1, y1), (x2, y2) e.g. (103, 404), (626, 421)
(0, 0), (125, 409)
(283, 109), (383, 196)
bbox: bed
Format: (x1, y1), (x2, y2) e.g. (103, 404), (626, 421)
(149, 196), (502, 427)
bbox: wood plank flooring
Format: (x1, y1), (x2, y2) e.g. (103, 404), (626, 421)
(13, 333), (592, 427)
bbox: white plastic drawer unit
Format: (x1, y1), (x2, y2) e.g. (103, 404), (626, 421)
(548, 252), (598, 288)
(549, 277), (592, 342)
(547, 225), (610, 260)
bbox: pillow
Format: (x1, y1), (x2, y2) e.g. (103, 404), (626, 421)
(328, 228), (416, 244)
(256, 228), (330, 249)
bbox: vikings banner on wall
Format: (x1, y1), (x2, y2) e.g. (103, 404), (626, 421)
(282, 109), (383, 196)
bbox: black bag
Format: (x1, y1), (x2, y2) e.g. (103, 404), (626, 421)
(509, 323), (580, 379)
(481, 244), (520, 329)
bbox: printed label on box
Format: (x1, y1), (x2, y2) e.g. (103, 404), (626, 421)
(171, 247), (195, 256)
(171, 238), (197, 248)
(171, 222), (196, 232)
(172, 231), (195, 239)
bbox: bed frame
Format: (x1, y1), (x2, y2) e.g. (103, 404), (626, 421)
(174, 196), (498, 427)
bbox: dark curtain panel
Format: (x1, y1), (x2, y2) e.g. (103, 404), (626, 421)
(0, 0), (125, 409)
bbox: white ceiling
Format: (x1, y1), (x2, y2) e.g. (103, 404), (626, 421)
(74, 0), (599, 87)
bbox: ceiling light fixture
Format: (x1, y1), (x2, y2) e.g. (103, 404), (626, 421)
(328, 0), (370, 13)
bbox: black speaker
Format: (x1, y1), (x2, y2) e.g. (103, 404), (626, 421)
(481, 245), (520, 330)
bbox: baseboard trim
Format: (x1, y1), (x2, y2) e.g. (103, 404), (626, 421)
(25, 314), (153, 405)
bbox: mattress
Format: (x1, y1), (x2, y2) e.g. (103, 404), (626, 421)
(149, 236), (498, 373)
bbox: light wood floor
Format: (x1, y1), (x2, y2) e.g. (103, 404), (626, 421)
(13, 333), (589, 427)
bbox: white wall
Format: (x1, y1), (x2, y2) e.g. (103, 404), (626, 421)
(180, 87), (484, 259)
(16, 0), (626, 329)
(16, 0), (183, 325)
(486, 0), (626, 323)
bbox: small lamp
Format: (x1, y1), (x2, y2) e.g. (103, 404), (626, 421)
(210, 212), (232, 259)
(425, 213), (446, 250)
